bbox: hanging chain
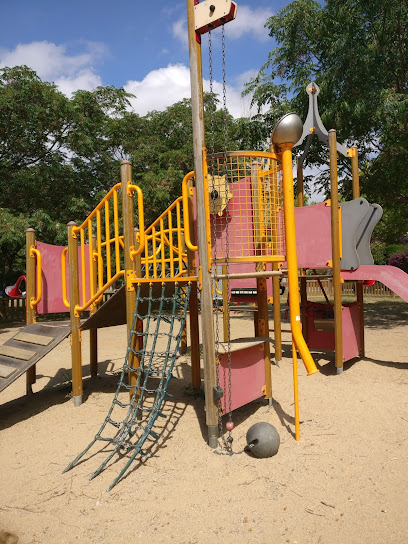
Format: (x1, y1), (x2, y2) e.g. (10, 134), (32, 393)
(222, 23), (233, 453)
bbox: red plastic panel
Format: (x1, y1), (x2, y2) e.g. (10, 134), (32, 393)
(294, 202), (332, 269)
(36, 242), (91, 314)
(218, 343), (266, 413)
(342, 303), (362, 362)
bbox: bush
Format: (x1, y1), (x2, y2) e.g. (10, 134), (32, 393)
(389, 250), (408, 273)
(384, 244), (406, 262)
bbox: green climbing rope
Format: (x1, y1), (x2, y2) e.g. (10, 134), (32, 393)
(63, 281), (192, 492)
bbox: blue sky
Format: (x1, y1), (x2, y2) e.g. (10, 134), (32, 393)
(0, 0), (289, 117)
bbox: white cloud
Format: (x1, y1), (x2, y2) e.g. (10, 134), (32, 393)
(225, 5), (273, 41)
(125, 63), (259, 119)
(0, 41), (105, 95)
(171, 5), (273, 46)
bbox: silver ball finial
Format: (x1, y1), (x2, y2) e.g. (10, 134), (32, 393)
(271, 112), (303, 146)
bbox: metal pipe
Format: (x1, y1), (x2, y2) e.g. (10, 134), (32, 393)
(280, 145), (318, 376)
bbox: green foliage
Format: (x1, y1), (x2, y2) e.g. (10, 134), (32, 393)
(389, 250), (408, 273)
(246, 0), (408, 242)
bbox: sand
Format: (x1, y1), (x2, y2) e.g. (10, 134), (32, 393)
(0, 299), (407, 544)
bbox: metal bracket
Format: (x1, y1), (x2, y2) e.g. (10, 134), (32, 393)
(195, 0), (237, 35)
(213, 385), (224, 401)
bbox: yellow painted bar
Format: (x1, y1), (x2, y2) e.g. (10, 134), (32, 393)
(160, 218), (165, 276)
(88, 220), (94, 301)
(105, 200), (112, 283)
(281, 144), (318, 376)
(181, 171), (198, 252)
(29, 247), (42, 309)
(80, 229), (86, 307)
(61, 247), (70, 308)
(113, 189), (120, 275)
(96, 210), (103, 291)
(168, 210), (175, 278)
(292, 340), (300, 441)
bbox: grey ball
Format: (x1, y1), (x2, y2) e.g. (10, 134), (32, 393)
(246, 422), (280, 458)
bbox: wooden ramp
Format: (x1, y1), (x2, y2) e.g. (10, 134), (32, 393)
(0, 322), (70, 393)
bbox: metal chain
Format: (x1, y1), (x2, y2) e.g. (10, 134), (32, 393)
(222, 23), (233, 454)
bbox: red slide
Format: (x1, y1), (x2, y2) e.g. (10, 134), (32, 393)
(341, 265), (408, 302)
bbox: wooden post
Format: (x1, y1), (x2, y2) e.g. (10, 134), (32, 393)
(257, 276), (272, 402)
(25, 228), (37, 394)
(328, 130), (344, 372)
(297, 158), (309, 344)
(89, 234), (98, 378)
(120, 161), (138, 398)
(350, 146), (365, 357)
(68, 222), (83, 406)
(222, 265), (229, 343)
(187, 0), (218, 447)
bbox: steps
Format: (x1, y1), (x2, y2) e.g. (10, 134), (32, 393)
(0, 322), (70, 393)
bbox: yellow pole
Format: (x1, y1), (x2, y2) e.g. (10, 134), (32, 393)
(89, 234), (98, 378)
(25, 228), (37, 394)
(292, 340), (300, 441)
(328, 130), (344, 372)
(120, 161), (138, 398)
(280, 144), (318, 376)
(68, 221), (83, 406)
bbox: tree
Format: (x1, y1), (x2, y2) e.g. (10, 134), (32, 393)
(246, 0), (408, 242)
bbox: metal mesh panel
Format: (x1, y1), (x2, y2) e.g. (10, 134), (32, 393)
(207, 152), (285, 263)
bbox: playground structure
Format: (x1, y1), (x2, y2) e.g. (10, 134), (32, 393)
(0, 0), (407, 490)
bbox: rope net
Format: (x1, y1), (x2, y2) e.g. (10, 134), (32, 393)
(63, 281), (192, 491)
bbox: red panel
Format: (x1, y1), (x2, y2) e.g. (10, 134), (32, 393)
(294, 202), (332, 269)
(218, 343), (266, 413)
(342, 303), (362, 362)
(36, 242), (91, 314)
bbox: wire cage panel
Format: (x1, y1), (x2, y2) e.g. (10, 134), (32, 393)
(206, 152), (286, 263)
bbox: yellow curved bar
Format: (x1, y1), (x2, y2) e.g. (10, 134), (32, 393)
(61, 246), (70, 308)
(182, 171), (198, 252)
(127, 184), (145, 257)
(29, 246), (42, 309)
(75, 271), (124, 313)
(281, 144), (319, 376)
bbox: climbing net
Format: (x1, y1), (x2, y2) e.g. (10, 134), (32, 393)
(63, 281), (192, 491)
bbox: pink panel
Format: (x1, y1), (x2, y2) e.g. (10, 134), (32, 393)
(306, 301), (362, 363)
(218, 343), (266, 413)
(36, 242), (91, 314)
(293, 202), (332, 269)
(342, 303), (362, 362)
(341, 265), (408, 302)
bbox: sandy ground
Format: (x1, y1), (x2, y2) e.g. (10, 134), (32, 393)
(0, 299), (407, 544)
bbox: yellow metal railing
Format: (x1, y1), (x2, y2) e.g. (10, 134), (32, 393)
(142, 196), (189, 280)
(29, 246), (42, 309)
(62, 182), (146, 313)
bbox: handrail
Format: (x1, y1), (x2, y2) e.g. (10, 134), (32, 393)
(74, 271), (124, 314)
(182, 171), (198, 251)
(72, 183), (122, 235)
(127, 183), (145, 258)
(29, 246), (42, 309)
(61, 247), (70, 308)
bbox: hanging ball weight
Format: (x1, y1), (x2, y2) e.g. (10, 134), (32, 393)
(246, 422), (280, 458)
(226, 421), (234, 431)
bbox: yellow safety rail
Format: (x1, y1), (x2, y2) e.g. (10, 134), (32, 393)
(29, 246), (42, 309)
(141, 196), (190, 280)
(62, 182), (146, 313)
